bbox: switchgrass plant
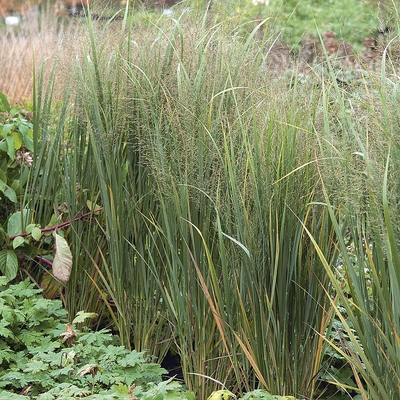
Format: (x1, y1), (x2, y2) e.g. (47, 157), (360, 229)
(20, 3), (400, 399)
(305, 51), (400, 398)
(89, 8), (340, 398)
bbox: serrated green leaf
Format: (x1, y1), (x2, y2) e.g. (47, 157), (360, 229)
(0, 180), (17, 203)
(52, 232), (72, 284)
(31, 227), (42, 241)
(12, 236), (25, 249)
(0, 250), (18, 282)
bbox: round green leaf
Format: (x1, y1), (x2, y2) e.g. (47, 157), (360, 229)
(25, 224), (35, 234)
(12, 236), (25, 249)
(31, 226), (42, 241)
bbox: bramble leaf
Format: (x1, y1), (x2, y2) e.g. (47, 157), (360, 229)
(31, 226), (42, 241)
(7, 210), (31, 236)
(0, 250), (18, 282)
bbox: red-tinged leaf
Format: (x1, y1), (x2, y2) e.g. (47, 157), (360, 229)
(52, 232), (72, 284)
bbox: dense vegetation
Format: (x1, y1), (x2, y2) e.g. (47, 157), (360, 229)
(1, 0), (400, 399)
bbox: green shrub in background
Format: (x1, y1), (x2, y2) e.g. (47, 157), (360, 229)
(212, 0), (389, 51)
(274, 0), (380, 48)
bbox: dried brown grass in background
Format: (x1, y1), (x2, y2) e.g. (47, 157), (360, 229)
(0, 12), (90, 104)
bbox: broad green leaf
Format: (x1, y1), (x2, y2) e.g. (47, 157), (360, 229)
(0, 250), (18, 282)
(0, 92), (10, 112)
(11, 131), (22, 150)
(0, 227), (8, 243)
(23, 131), (34, 152)
(25, 224), (35, 234)
(12, 236), (25, 249)
(7, 210), (31, 236)
(9, 105), (20, 116)
(31, 227), (42, 241)
(0, 180), (17, 203)
(0, 139), (7, 152)
(1, 124), (14, 138)
(18, 123), (28, 137)
(5, 135), (14, 160)
(52, 232), (73, 284)
(72, 311), (98, 324)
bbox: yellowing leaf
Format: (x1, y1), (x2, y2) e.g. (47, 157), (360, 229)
(11, 130), (22, 149)
(72, 311), (98, 324)
(52, 232), (72, 284)
(207, 390), (236, 400)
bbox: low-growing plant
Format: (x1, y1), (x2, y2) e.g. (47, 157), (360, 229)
(0, 278), (194, 399)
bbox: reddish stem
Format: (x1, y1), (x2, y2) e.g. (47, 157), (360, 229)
(9, 208), (104, 241)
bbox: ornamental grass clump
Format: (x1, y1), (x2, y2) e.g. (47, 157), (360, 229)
(8, 2), (400, 399)
(58, 8), (341, 398)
